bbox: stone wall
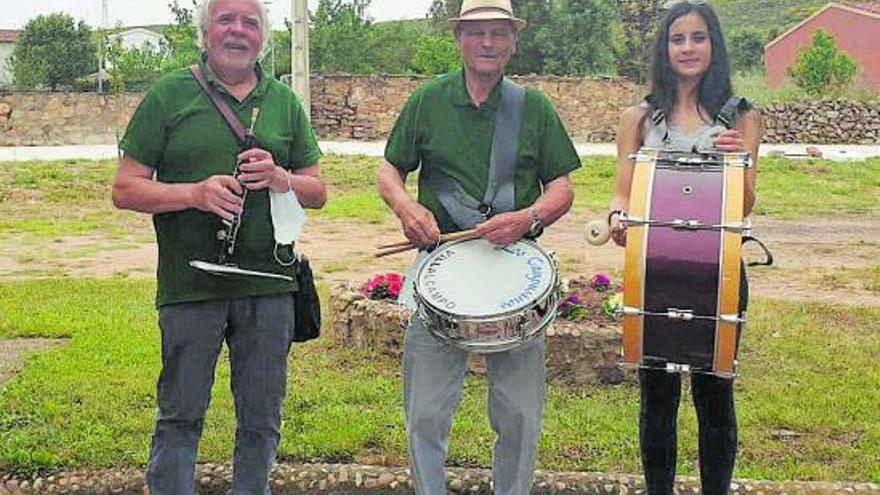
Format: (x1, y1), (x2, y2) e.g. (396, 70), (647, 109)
(762, 99), (880, 145)
(0, 92), (142, 146)
(1, 80), (878, 147)
(310, 74), (638, 142)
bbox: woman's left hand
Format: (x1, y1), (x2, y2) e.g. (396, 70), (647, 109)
(713, 129), (745, 152)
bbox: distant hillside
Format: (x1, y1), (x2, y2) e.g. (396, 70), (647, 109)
(713, 0), (829, 39)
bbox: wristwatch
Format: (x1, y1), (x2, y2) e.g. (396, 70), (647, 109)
(527, 207), (543, 237)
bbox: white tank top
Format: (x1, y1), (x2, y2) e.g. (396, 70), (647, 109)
(641, 106), (727, 151)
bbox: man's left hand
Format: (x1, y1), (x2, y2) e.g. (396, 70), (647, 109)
(476, 210), (531, 246)
(236, 148), (286, 191)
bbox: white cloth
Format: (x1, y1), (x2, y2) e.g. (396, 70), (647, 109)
(269, 189), (306, 245)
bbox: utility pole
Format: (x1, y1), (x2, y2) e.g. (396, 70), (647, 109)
(291, 0), (310, 118)
(263, 1), (276, 78)
(99, 0), (109, 93)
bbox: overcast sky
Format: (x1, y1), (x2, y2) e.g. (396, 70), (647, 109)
(0, 0), (435, 30)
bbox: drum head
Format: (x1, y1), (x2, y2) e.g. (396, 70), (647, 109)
(415, 238), (554, 317)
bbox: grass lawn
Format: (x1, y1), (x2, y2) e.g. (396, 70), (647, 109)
(0, 279), (877, 482)
(0, 155), (878, 482)
(0, 156), (878, 243)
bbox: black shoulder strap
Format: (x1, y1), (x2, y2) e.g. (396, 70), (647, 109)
(715, 96), (749, 129)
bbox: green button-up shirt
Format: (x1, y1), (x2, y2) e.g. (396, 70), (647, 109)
(384, 69), (581, 233)
(120, 58), (321, 307)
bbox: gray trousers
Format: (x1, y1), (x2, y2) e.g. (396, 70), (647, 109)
(403, 316), (546, 495)
(147, 294), (295, 495)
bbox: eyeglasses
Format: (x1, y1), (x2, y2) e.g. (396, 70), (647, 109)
(661, 0), (710, 10)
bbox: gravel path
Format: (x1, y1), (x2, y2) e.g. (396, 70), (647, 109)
(1, 463), (878, 495)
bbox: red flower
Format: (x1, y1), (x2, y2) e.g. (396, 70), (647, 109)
(362, 271), (405, 300)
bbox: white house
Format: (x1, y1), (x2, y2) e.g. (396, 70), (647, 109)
(106, 27), (166, 53)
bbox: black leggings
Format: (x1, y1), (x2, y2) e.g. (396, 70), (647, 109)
(638, 268), (748, 495)
(639, 369), (737, 495)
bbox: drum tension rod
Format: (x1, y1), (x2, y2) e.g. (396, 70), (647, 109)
(665, 363), (692, 374)
(667, 309), (694, 320)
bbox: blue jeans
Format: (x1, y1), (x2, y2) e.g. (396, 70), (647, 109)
(403, 316), (546, 495)
(147, 294), (295, 495)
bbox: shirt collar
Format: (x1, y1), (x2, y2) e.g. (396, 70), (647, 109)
(450, 68), (503, 111)
(198, 51), (269, 100)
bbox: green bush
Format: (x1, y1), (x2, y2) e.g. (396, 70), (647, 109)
(786, 30), (857, 97)
(410, 33), (461, 76)
(728, 28), (765, 74)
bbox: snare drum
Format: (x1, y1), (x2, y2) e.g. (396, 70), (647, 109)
(414, 238), (559, 353)
(621, 148), (751, 378)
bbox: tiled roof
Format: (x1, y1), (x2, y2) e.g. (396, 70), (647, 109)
(842, 1), (880, 13)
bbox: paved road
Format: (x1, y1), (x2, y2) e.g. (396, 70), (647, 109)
(1, 141), (878, 161)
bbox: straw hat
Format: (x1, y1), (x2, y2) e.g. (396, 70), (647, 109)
(450, 0), (527, 30)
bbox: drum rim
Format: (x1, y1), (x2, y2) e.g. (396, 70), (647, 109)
(413, 237), (557, 318)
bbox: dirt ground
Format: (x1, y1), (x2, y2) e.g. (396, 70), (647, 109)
(3, 212), (876, 305)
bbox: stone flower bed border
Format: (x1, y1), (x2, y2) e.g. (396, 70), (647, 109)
(329, 283), (630, 387)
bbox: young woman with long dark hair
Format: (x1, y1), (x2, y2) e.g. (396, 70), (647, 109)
(608, 2), (763, 494)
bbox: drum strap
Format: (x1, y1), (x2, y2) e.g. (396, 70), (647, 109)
(714, 96), (749, 129)
(645, 96), (748, 148)
(424, 78), (526, 229)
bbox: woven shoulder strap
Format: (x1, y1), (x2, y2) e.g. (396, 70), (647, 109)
(425, 78), (526, 229)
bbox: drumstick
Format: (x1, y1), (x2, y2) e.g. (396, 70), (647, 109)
(375, 244), (419, 258)
(375, 229), (479, 257)
(376, 239), (415, 249)
(377, 229), (479, 249)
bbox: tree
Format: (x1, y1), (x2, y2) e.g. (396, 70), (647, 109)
(537, 0), (620, 76)
(615, 0), (662, 82)
(507, 0), (551, 75)
(410, 33), (461, 75)
(272, 26), (292, 79)
(11, 13), (97, 90)
(95, 1), (197, 92)
(368, 20), (432, 74)
(428, 0), (462, 23)
(102, 37), (167, 92)
(787, 30), (858, 97)
(309, 0), (374, 73)
(728, 28), (765, 74)
(160, 0), (200, 72)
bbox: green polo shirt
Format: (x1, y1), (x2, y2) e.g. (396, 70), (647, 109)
(384, 69), (581, 233)
(120, 58), (322, 307)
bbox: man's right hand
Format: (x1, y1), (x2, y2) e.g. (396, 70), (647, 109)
(395, 200), (440, 248)
(194, 175), (244, 223)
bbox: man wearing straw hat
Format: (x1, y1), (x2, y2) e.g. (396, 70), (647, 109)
(377, 1), (580, 493)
